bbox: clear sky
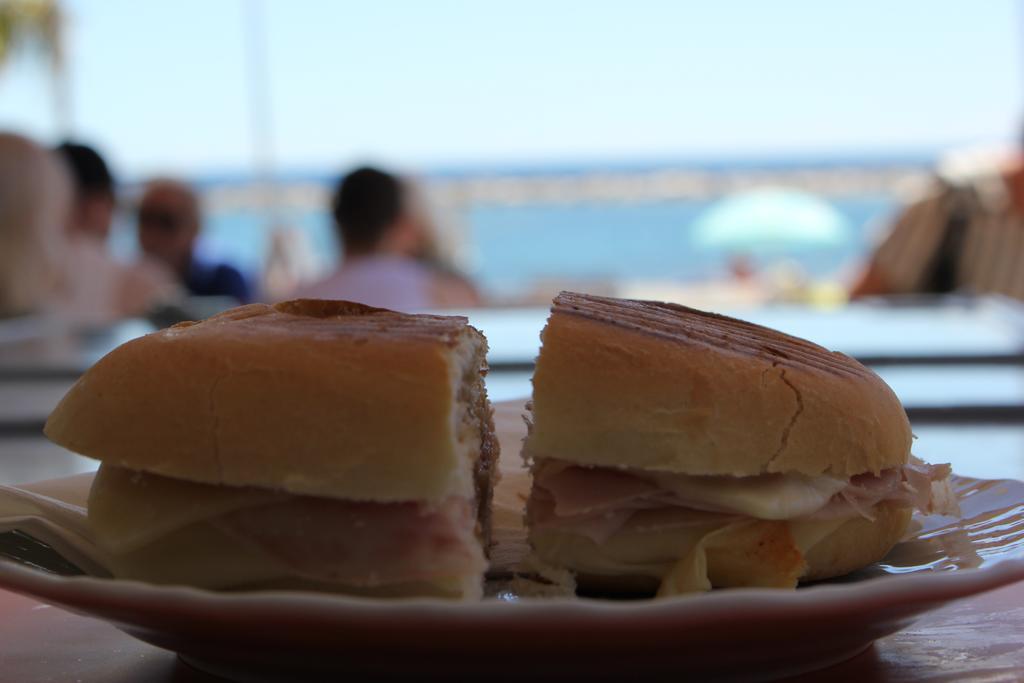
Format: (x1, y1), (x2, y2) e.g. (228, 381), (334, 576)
(0, 0), (1020, 177)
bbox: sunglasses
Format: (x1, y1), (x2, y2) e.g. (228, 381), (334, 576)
(137, 207), (185, 233)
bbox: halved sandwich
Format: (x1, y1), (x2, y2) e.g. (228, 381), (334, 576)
(524, 292), (957, 596)
(45, 299), (498, 599)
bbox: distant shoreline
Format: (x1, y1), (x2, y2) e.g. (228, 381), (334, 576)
(187, 161), (932, 214)
(175, 151), (939, 189)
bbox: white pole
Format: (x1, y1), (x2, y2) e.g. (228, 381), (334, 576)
(50, 0), (72, 136)
(242, 0), (277, 215)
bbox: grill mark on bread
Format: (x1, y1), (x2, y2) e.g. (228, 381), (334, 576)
(169, 299), (473, 347)
(553, 291), (869, 379)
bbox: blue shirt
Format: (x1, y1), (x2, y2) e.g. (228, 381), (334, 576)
(184, 258), (252, 303)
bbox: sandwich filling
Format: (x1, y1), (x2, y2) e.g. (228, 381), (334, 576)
(527, 457), (957, 594)
(89, 463), (491, 597)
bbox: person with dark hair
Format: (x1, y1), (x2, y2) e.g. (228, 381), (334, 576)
(55, 142), (116, 240)
(137, 179), (251, 303)
(332, 167), (408, 254)
(852, 133), (1024, 300)
(293, 166), (480, 310)
(54, 141), (178, 321)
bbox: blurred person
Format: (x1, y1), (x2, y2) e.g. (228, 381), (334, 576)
(851, 140), (1024, 300)
(137, 179), (252, 303)
(55, 142), (178, 320)
(0, 132), (70, 317)
(262, 225), (319, 302)
(413, 217), (483, 308)
(56, 142), (116, 240)
(728, 253), (757, 283)
(293, 166), (480, 310)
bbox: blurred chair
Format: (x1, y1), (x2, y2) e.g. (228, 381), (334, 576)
(852, 142), (1024, 301)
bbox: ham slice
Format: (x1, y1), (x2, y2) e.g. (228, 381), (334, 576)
(532, 457), (958, 543)
(530, 495), (638, 545)
(90, 465), (487, 590)
(214, 496), (485, 586)
(537, 462), (661, 517)
(533, 460), (849, 521)
(811, 458), (958, 520)
(530, 479), (740, 545)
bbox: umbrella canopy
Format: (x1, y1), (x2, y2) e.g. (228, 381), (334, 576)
(691, 188), (850, 251)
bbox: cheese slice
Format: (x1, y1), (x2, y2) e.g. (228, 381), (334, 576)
(646, 470), (849, 519)
(88, 464), (287, 553)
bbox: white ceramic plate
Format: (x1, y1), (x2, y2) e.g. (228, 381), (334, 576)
(1, 473), (1023, 683)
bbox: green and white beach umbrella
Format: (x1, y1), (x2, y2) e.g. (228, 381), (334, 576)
(692, 188), (850, 251)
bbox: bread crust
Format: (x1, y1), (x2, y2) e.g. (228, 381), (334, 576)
(526, 292), (912, 478)
(45, 299), (493, 502)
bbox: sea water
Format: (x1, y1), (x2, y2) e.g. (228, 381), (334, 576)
(111, 193), (898, 299)
(464, 195), (896, 296)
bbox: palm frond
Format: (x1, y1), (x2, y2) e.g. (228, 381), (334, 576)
(0, 0), (63, 71)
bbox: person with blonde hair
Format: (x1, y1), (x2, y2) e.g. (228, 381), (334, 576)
(0, 132), (71, 317)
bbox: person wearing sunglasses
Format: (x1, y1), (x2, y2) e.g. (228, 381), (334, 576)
(137, 179), (251, 304)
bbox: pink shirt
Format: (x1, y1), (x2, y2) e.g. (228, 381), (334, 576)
(58, 235), (180, 323)
(292, 255), (436, 312)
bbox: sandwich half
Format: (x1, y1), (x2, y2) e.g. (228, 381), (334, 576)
(524, 292), (957, 596)
(45, 299), (498, 599)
